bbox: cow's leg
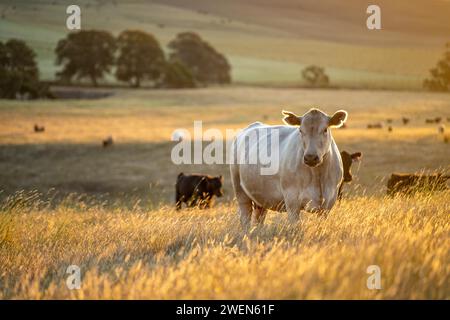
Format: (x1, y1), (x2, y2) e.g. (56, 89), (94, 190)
(337, 183), (343, 201)
(188, 196), (198, 208)
(230, 165), (253, 231)
(253, 205), (267, 225)
(205, 196), (214, 209)
(284, 189), (302, 223)
(323, 188), (338, 211)
(201, 196), (213, 209)
(175, 191), (183, 210)
(237, 196), (253, 231)
(287, 206), (300, 223)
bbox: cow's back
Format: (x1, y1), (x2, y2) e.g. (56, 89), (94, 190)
(231, 123), (299, 208)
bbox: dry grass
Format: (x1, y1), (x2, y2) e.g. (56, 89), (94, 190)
(1, 87), (448, 201)
(0, 191), (448, 299)
(0, 87), (449, 299)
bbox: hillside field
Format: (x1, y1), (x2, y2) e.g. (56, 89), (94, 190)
(1, 0), (450, 88)
(0, 87), (449, 299)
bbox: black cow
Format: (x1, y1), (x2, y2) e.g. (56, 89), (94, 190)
(102, 136), (113, 147)
(34, 124), (45, 132)
(175, 173), (223, 209)
(387, 173), (449, 196)
(367, 123), (383, 129)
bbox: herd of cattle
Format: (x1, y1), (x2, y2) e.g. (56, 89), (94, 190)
(32, 107), (448, 227)
(365, 116), (448, 135)
(175, 108), (448, 229)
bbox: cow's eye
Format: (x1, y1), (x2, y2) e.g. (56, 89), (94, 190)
(323, 128), (328, 134)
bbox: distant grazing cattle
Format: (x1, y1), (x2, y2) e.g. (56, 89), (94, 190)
(367, 123), (383, 129)
(338, 151), (362, 200)
(438, 124), (445, 134)
(387, 173), (449, 196)
(34, 124), (45, 132)
(102, 136), (113, 147)
(425, 118), (441, 124)
(402, 117), (410, 125)
(175, 173), (223, 210)
(230, 108), (348, 230)
(388, 126), (393, 132)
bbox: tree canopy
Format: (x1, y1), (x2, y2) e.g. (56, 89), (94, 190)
(168, 32), (231, 85)
(301, 65), (330, 87)
(424, 42), (450, 92)
(160, 61), (196, 89)
(116, 30), (165, 87)
(0, 39), (49, 99)
(55, 30), (116, 86)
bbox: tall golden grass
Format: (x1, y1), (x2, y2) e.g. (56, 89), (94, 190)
(0, 88), (449, 299)
(0, 191), (448, 299)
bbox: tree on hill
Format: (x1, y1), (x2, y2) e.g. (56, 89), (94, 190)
(115, 30), (165, 88)
(423, 42), (450, 92)
(168, 32), (231, 85)
(301, 65), (330, 87)
(0, 39), (50, 99)
(55, 30), (116, 86)
(159, 61), (196, 88)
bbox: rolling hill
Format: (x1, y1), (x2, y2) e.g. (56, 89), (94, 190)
(0, 0), (449, 88)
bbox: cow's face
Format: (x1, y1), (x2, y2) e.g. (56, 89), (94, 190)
(207, 176), (223, 197)
(340, 151), (362, 182)
(283, 108), (348, 167)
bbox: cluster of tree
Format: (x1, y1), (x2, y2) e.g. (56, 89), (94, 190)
(55, 30), (231, 88)
(301, 65), (330, 88)
(423, 42), (450, 92)
(0, 39), (51, 99)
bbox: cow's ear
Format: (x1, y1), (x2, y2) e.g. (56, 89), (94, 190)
(328, 110), (348, 128)
(351, 152), (362, 162)
(218, 175), (223, 181)
(282, 110), (302, 126)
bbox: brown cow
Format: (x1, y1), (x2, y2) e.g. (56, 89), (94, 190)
(175, 173), (223, 210)
(338, 151), (362, 199)
(34, 124), (45, 132)
(367, 123), (383, 129)
(402, 117), (410, 125)
(387, 173), (449, 196)
(426, 118), (440, 124)
(102, 136), (113, 147)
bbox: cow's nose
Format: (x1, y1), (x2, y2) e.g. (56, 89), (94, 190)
(304, 154), (320, 166)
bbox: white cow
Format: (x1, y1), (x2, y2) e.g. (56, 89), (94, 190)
(230, 108), (347, 230)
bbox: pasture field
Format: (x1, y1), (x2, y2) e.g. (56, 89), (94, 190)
(0, 87), (449, 299)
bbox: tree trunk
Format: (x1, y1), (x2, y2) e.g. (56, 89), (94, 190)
(90, 74), (98, 87)
(134, 76), (141, 88)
